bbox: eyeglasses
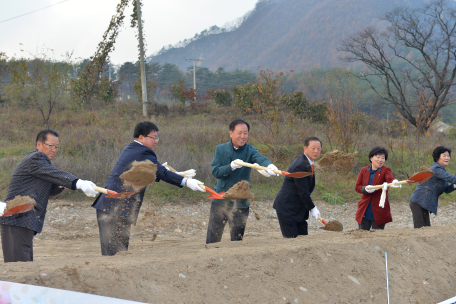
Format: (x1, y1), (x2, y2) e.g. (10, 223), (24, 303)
(146, 136), (159, 142)
(42, 142), (60, 150)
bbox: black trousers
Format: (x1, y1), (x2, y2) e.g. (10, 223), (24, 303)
(1, 224), (35, 263)
(206, 202), (249, 244)
(96, 209), (132, 256)
(358, 219), (385, 231)
(409, 201), (431, 228)
(276, 212), (308, 238)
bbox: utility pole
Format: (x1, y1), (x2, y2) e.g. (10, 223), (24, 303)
(136, 0), (148, 117)
(185, 58), (203, 91)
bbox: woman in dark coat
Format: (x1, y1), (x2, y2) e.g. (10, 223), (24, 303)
(409, 146), (456, 228)
(355, 147), (400, 231)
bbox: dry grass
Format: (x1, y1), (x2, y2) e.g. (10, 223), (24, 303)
(1, 102), (455, 205)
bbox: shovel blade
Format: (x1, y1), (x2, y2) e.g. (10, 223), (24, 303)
(105, 192), (137, 198)
(2, 204), (35, 216)
(407, 172), (433, 183)
(206, 191), (225, 200)
(282, 171), (313, 178)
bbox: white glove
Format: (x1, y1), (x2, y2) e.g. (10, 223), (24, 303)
(266, 164), (280, 176)
(365, 187), (376, 193)
(231, 159), (243, 171)
(390, 179), (402, 188)
(310, 206), (320, 220)
(254, 163), (270, 177)
(185, 178), (205, 192)
(76, 180), (99, 197)
(177, 169), (196, 178)
(0, 201), (6, 214)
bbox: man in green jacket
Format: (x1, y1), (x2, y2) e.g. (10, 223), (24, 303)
(207, 119), (279, 244)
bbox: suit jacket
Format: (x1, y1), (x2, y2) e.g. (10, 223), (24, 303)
(273, 154), (315, 222)
(409, 162), (456, 215)
(92, 141), (184, 224)
(0, 149), (78, 233)
(211, 141), (272, 208)
(355, 166), (395, 226)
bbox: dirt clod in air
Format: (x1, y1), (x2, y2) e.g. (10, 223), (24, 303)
(222, 181), (254, 199)
(5, 196), (36, 211)
(413, 166), (433, 176)
(120, 160), (157, 191)
(324, 220), (343, 232)
(151, 233), (157, 241)
(316, 150), (358, 171)
(254, 212), (260, 221)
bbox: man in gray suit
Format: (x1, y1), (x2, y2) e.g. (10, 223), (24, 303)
(0, 129), (99, 263)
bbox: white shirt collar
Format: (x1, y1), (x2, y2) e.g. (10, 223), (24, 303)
(304, 153), (314, 166)
(134, 140), (143, 146)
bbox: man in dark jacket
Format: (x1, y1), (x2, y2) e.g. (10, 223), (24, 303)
(273, 137), (322, 238)
(207, 119), (279, 244)
(0, 129), (99, 263)
(92, 121), (206, 256)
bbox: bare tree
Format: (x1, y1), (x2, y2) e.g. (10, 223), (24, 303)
(338, 0), (456, 133)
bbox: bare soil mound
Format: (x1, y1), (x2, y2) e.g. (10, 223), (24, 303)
(316, 150), (359, 171)
(1, 199), (456, 304)
(323, 220), (343, 231)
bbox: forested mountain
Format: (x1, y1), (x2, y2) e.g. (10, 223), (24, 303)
(148, 0), (426, 71)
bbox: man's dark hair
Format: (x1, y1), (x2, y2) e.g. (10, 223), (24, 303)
(304, 136), (322, 147)
(368, 146), (388, 163)
(229, 119), (250, 132)
(432, 146), (451, 162)
(134, 121), (159, 138)
(36, 129), (59, 144)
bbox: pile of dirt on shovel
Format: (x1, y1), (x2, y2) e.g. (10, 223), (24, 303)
(323, 220), (343, 232)
(5, 195), (36, 211)
(222, 181), (255, 199)
(316, 150), (358, 171)
(413, 166), (433, 176)
(120, 160), (157, 191)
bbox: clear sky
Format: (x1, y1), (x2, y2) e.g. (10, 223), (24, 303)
(0, 0), (258, 65)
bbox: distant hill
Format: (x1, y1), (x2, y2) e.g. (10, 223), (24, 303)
(147, 0), (425, 71)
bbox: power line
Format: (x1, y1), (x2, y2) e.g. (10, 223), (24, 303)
(0, 0), (71, 24)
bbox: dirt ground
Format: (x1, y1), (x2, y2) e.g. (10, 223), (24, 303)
(1, 198), (456, 304)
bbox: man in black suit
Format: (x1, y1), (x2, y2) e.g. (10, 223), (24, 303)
(273, 137), (323, 238)
(0, 129), (99, 263)
(92, 121), (206, 256)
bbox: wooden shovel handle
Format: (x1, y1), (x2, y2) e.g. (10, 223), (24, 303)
(365, 180), (409, 190)
(92, 185), (117, 195)
(165, 164), (208, 192)
(318, 215), (327, 225)
(233, 160), (283, 176)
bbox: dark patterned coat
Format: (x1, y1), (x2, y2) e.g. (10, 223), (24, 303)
(273, 154), (315, 222)
(409, 162), (456, 215)
(0, 149), (78, 233)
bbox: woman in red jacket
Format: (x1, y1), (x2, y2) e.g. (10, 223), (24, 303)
(355, 147), (400, 230)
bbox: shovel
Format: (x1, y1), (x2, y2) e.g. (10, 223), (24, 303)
(92, 186), (137, 198)
(164, 164), (225, 199)
(365, 171), (433, 190)
(318, 215), (344, 231)
(233, 160), (312, 178)
(1, 203), (35, 216)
